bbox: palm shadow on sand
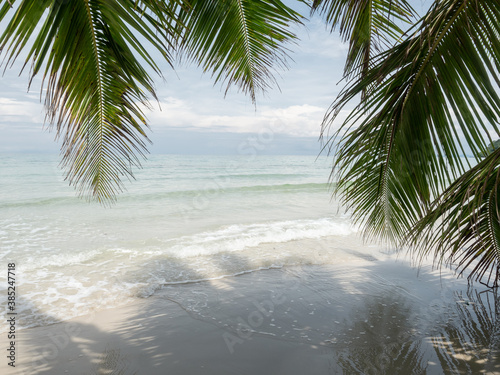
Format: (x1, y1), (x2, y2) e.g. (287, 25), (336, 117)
(11, 253), (500, 375)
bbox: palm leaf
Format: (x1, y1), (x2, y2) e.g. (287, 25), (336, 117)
(0, 0), (178, 203)
(409, 150), (500, 286)
(310, 0), (415, 81)
(325, 0), (500, 250)
(174, 0), (303, 103)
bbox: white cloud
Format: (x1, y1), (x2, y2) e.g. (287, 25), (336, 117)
(0, 97), (44, 125)
(146, 97), (331, 137)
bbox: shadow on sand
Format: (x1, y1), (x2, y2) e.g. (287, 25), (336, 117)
(8, 252), (500, 375)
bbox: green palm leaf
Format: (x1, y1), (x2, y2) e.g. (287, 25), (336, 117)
(174, 0), (302, 103)
(0, 0), (176, 203)
(311, 0), (415, 80)
(326, 0), (500, 261)
(410, 151), (500, 286)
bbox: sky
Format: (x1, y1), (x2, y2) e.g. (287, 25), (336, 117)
(0, 1), (433, 155)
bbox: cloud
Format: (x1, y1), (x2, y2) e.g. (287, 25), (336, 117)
(145, 97), (332, 137)
(0, 97), (44, 125)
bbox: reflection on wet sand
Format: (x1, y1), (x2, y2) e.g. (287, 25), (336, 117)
(333, 285), (499, 374)
(431, 289), (500, 374)
(333, 293), (427, 374)
(92, 346), (138, 375)
(154, 261), (499, 374)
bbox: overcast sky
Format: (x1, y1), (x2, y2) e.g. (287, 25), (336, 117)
(0, 1), (432, 155)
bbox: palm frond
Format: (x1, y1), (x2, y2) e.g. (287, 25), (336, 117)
(326, 0), (500, 245)
(0, 0), (179, 203)
(174, 0), (303, 103)
(409, 151), (500, 286)
(311, 0), (415, 80)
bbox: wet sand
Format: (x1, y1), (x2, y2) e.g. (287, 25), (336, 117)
(2, 258), (500, 374)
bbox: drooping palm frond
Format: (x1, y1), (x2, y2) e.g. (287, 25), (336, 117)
(0, 0), (176, 203)
(409, 151), (500, 286)
(0, 0), (303, 202)
(325, 0), (500, 253)
(310, 0), (415, 81)
(174, 0), (303, 103)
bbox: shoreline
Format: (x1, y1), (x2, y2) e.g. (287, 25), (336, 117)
(2, 259), (499, 374)
(0, 234), (376, 334)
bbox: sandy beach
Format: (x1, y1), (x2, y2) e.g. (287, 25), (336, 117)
(2, 255), (499, 375)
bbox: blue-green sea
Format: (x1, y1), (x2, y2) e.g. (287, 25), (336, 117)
(0, 154), (368, 330)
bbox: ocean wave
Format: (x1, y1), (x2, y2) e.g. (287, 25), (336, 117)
(214, 173), (306, 179)
(163, 217), (357, 258)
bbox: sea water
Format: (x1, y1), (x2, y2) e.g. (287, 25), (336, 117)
(0, 153), (370, 330)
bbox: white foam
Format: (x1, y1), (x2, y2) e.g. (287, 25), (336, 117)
(19, 249), (104, 271)
(166, 218), (357, 258)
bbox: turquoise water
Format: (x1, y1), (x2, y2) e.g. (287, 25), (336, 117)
(0, 154), (366, 329)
